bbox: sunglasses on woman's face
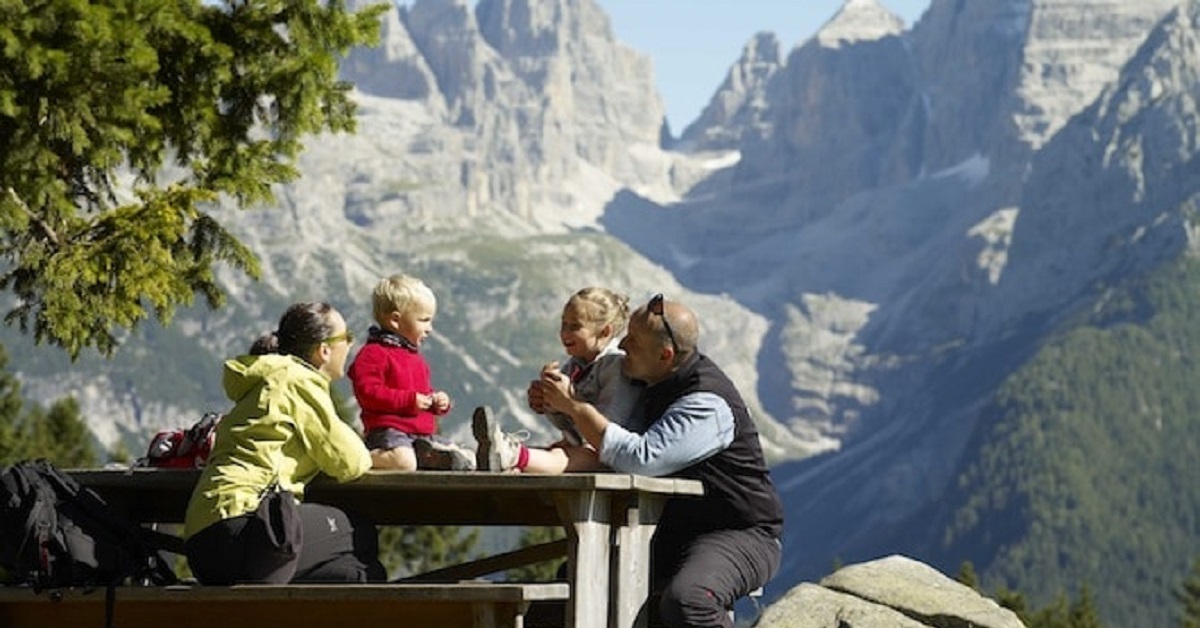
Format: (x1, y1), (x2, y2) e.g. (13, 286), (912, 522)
(648, 293), (679, 352)
(324, 330), (355, 346)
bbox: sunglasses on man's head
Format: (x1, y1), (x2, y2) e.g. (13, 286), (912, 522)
(324, 329), (355, 345)
(648, 293), (679, 352)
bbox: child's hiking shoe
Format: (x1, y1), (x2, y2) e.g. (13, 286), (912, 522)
(546, 412), (583, 447)
(472, 406), (525, 472)
(413, 438), (477, 471)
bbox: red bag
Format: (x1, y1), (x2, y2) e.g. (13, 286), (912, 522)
(140, 412), (222, 468)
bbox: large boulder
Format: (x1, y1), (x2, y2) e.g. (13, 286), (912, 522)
(758, 555), (1025, 628)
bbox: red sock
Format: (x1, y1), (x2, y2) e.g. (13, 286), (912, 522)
(516, 445), (530, 471)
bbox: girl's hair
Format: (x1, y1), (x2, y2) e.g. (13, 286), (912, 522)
(250, 302), (339, 361)
(567, 287), (630, 334)
(372, 274), (434, 323)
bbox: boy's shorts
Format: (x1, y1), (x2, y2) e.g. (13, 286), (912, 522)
(365, 428), (454, 451)
(364, 428), (475, 471)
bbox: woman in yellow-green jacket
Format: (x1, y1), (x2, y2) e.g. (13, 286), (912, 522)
(184, 302), (386, 584)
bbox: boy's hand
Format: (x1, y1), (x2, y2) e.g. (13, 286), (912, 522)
(430, 391), (451, 414)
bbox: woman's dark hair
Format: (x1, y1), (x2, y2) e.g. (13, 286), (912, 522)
(250, 302), (338, 361)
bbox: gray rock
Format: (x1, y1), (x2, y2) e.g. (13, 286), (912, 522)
(758, 582), (930, 628)
(820, 556), (1025, 628)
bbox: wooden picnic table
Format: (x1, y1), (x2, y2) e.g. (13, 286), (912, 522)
(61, 468), (704, 628)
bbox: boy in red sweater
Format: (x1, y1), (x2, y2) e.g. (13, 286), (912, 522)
(348, 274), (475, 470)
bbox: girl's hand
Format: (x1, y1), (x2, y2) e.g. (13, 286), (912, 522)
(527, 361), (560, 413)
(539, 370), (574, 414)
(527, 379), (546, 413)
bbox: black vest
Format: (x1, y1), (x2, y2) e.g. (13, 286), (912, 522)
(642, 353), (784, 539)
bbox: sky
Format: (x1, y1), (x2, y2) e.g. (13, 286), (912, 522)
(599, 0), (932, 132)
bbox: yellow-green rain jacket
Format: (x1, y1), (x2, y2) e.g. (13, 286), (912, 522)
(184, 354), (371, 538)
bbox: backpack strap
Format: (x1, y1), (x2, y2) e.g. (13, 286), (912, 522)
(9, 460), (64, 590)
(105, 583), (116, 628)
(138, 525), (186, 556)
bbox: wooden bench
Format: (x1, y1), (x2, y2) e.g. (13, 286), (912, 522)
(0, 582), (570, 628)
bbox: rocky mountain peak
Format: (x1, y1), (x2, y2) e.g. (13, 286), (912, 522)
(470, 0), (663, 146)
(678, 31), (782, 151)
(476, 0), (565, 55)
(815, 0), (905, 49)
(989, 0), (1200, 329)
(1007, 0), (1183, 149)
(333, 0), (669, 230)
(746, 31), (782, 64)
(730, 6), (916, 207)
(476, 0), (616, 57)
(403, 0), (502, 126)
(340, 0), (444, 105)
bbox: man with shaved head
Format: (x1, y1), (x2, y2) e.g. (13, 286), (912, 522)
(539, 294), (784, 628)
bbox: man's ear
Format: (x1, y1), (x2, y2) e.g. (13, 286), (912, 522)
(315, 342), (332, 366)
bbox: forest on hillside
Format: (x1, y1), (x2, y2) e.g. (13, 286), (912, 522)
(932, 257), (1200, 627)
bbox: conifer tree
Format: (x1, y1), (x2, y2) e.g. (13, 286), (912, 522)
(41, 398), (97, 468)
(506, 526), (567, 582)
(956, 560), (979, 591)
(995, 587), (1029, 617)
(1069, 584), (1103, 628)
(1026, 591), (1071, 628)
(0, 0), (387, 358)
(0, 349), (23, 462)
(379, 526), (480, 580)
(0, 347), (92, 466)
(1178, 558), (1200, 628)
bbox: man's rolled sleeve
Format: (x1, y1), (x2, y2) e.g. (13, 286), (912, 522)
(599, 392), (735, 476)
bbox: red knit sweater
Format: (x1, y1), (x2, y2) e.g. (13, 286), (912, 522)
(348, 338), (446, 436)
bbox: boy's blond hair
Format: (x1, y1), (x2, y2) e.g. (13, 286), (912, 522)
(372, 274), (435, 324)
(567, 287), (630, 335)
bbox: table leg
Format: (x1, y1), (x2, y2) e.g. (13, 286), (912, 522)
(554, 491), (611, 628)
(610, 494), (663, 628)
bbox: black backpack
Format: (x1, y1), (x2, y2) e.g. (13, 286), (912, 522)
(0, 458), (180, 591)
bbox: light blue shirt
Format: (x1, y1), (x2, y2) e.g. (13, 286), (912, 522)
(599, 392), (735, 476)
